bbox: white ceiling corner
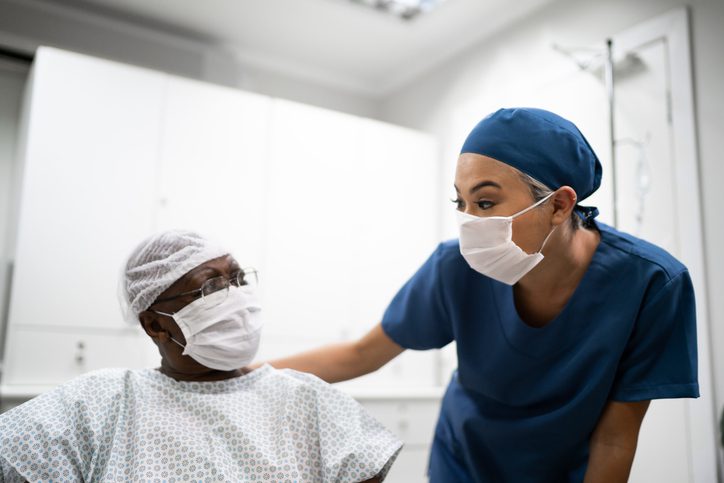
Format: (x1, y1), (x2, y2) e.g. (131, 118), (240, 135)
(31, 0), (558, 98)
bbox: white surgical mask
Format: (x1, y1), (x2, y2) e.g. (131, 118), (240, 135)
(153, 285), (263, 371)
(457, 192), (556, 285)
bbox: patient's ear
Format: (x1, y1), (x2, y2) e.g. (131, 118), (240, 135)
(139, 312), (171, 343)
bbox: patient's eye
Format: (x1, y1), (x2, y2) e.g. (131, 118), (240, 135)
(230, 271), (243, 287)
(203, 276), (228, 295)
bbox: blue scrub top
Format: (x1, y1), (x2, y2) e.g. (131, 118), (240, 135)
(381, 222), (699, 483)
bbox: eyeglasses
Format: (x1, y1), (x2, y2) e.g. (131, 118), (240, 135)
(154, 268), (258, 308)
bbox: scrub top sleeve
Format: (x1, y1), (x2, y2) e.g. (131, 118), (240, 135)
(610, 270), (699, 402)
(381, 243), (454, 350)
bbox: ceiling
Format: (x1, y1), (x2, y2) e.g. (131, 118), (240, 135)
(41, 0), (556, 97)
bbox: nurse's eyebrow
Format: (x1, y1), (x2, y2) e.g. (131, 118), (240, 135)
(467, 180), (502, 194)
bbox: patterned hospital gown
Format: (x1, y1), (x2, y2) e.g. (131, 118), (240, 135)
(0, 364), (402, 482)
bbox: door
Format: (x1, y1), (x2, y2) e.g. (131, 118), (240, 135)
(611, 9), (718, 482)
(612, 37), (691, 483)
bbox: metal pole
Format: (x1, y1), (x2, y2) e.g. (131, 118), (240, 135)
(605, 38), (618, 228)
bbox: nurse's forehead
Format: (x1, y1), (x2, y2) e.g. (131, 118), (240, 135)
(454, 153), (523, 192)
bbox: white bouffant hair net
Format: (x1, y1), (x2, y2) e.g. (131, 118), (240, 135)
(119, 230), (228, 324)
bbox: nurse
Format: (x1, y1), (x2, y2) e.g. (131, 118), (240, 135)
(266, 108), (699, 482)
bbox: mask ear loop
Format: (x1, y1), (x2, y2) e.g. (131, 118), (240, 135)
(538, 225), (557, 254)
(537, 192), (578, 254)
(170, 337), (187, 350)
(148, 309), (187, 351)
(511, 191), (556, 219)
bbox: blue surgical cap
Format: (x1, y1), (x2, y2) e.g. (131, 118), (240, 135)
(460, 107), (602, 225)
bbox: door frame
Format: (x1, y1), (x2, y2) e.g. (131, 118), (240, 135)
(612, 7), (718, 482)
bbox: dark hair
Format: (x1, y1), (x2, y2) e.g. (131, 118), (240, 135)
(518, 172), (581, 231)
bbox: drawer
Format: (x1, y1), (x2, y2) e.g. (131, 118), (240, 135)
(355, 350), (439, 388)
(1, 325), (160, 386)
(385, 445), (431, 483)
(359, 399), (441, 445)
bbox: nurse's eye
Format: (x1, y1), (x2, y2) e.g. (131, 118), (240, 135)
(450, 198), (464, 210)
(476, 200), (495, 210)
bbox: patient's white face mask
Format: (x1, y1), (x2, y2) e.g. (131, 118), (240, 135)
(457, 192), (556, 285)
(154, 286), (263, 371)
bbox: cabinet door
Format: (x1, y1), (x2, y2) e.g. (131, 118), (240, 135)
(383, 445), (431, 483)
(263, 99), (363, 341)
(350, 119), (439, 334)
(358, 398), (440, 483)
(1, 325), (156, 386)
(349, 120), (440, 388)
(358, 399), (441, 445)
(263, 100), (440, 388)
(156, 76), (270, 272)
(7, 48), (165, 329)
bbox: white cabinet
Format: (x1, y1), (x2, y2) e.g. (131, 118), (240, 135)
(384, 446), (431, 483)
(7, 47), (165, 330)
(1, 48), (442, 397)
(263, 99), (365, 341)
(359, 399), (440, 445)
(156, 77), (271, 271)
(261, 99), (440, 387)
(357, 396), (442, 483)
(2, 325), (159, 386)
(351, 119), (439, 332)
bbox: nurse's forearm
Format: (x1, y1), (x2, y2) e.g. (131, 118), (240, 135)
(583, 399), (649, 483)
(583, 441), (637, 483)
(263, 323), (405, 383)
(264, 342), (370, 382)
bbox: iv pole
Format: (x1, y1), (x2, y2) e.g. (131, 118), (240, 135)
(604, 38), (618, 228)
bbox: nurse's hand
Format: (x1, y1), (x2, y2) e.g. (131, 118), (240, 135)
(262, 323), (405, 383)
(583, 399), (651, 483)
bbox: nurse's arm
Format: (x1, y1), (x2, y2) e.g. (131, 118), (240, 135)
(262, 323), (405, 383)
(583, 399), (650, 483)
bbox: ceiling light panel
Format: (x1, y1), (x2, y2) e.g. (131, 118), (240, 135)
(348, 0), (447, 21)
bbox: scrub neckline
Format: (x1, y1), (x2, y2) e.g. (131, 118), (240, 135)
(494, 223), (607, 358)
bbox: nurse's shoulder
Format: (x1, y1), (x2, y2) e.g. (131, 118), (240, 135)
(428, 239), (473, 276)
(597, 222), (689, 292)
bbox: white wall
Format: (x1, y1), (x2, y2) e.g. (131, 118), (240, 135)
(380, 0), (724, 437)
(0, 0), (382, 119)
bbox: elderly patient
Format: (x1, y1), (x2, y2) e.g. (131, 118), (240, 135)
(0, 230), (402, 482)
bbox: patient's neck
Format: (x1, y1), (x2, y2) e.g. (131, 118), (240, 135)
(158, 360), (250, 382)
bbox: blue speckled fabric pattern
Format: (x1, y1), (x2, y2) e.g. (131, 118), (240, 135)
(0, 364), (402, 482)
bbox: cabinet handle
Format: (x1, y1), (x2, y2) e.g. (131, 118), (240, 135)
(75, 341), (85, 365)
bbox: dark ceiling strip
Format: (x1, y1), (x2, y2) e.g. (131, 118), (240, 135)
(0, 46), (34, 64)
